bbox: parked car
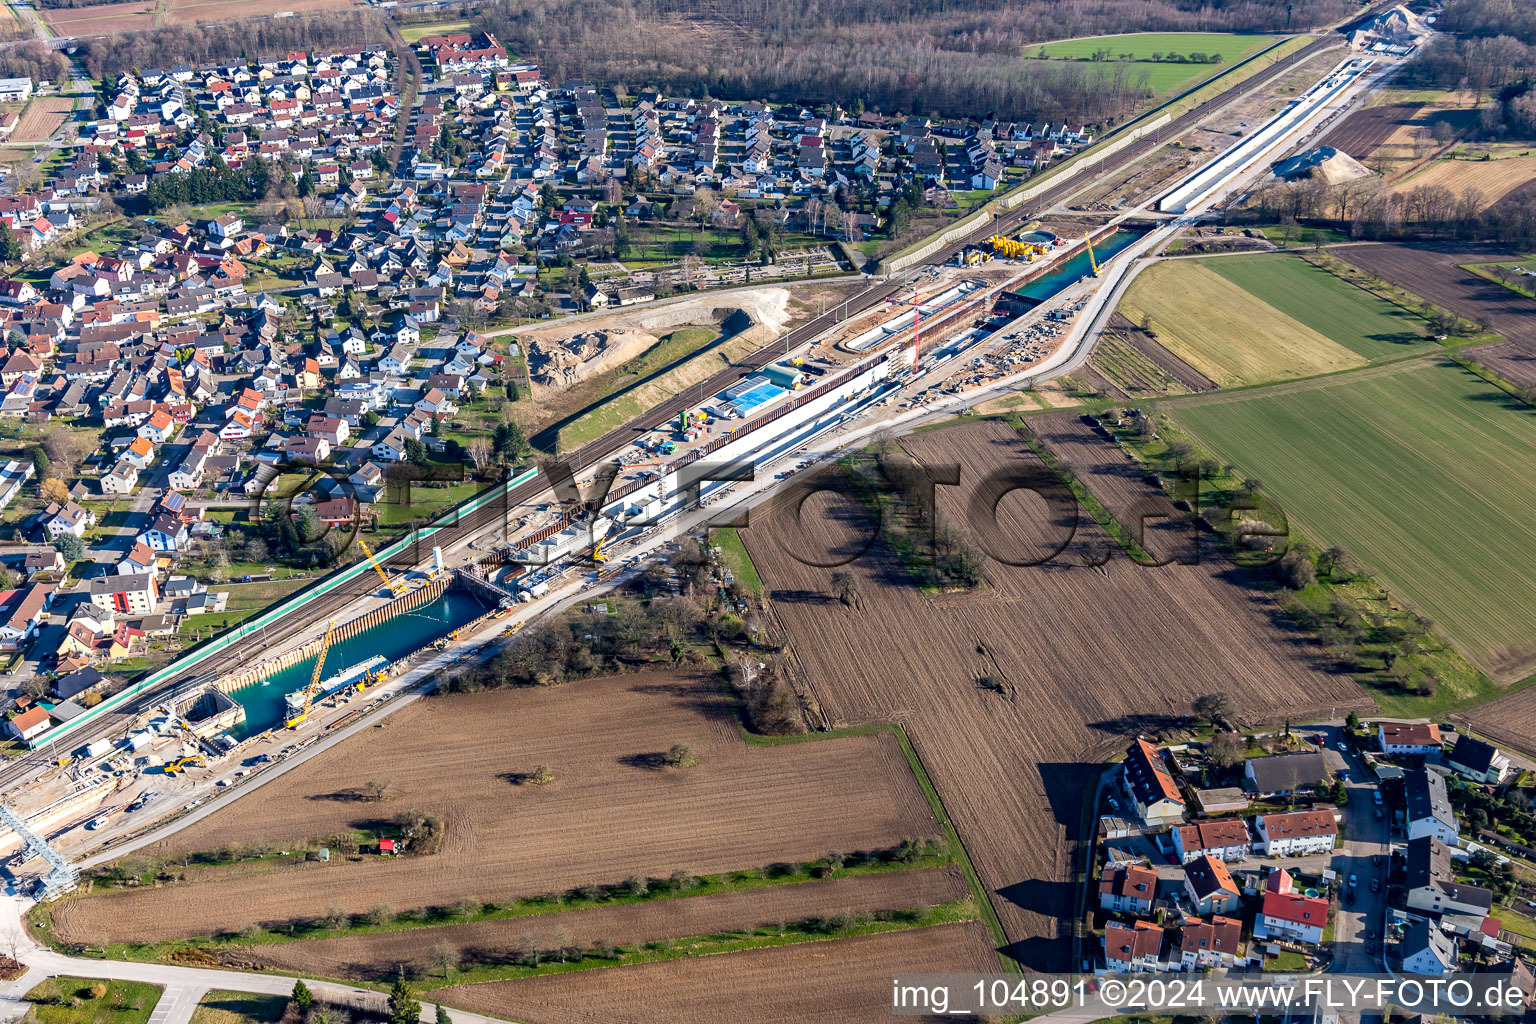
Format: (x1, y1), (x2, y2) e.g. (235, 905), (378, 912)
(1371, 878), (1380, 892)
(1349, 874), (1358, 887)
(1337, 742), (1349, 752)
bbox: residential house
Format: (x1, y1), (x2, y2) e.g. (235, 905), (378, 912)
(22, 550), (64, 578)
(138, 409), (177, 443)
(1401, 918), (1459, 975)
(7, 706), (50, 743)
(1253, 810), (1339, 857)
(1446, 735), (1510, 785)
(1380, 721), (1443, 757)
(87, 572), (159, 615)
(1099, 863), (1158, 916)
(372, 428), (411, 462)
(141, 514), (189, 553)
(1104, 920), (1164, 973)
(1243, 751), (1330, 798)
(1406, 768), (1459, 843)
(1177, 916), (1243, 971)
(43, 501), (94, 539)
(1256, 869), (1330, 945)
(101, 462), (139, 495)
(51, 666), (104, 702)
(1405, 837), (1493, 919)
(0, 583), (50, 645)
(1123, 738), (1185, 827)
(1173, 819), (1252, 864)
(1183, 855), (1240, 915)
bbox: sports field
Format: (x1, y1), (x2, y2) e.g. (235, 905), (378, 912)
(1117, 255), (1430, 387)
(1024, 32), (1277, 97)
(1170, 359), (1536, 681)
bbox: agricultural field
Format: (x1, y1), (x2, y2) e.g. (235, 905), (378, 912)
(53, 671), (941, 944)
(1116, 254), (1428, 387)
(1337, 243), (1536, 345)
(438, 921), (1000, 1023)
(233, 867), (969, 981)
(1022, 32), (1278, 99)
(1326, 90), (1479, 180)
(1169, 358), (1536, 682)
(743, 419), (1367, 968)
(1466, 339), (1536, 392)
(37, 2), (154, 34)
(1395, 154), (1536, 210)
(38, 0), (355, 34)
(1088, 313), (1214, 397)
(1457, 688), (1536, 760)
(10, 97), (75, 145)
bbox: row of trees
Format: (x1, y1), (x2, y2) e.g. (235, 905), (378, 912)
(75, 10), (391, 78)
(1242, 178), (1536, 252)
(0, 43), (71, 86)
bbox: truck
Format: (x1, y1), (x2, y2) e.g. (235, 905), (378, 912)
(86, 815), (110, 830)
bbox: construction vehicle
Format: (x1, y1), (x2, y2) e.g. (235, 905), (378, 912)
(1084, 233), (1102, 277)
(284, 620), (337, 729)
(356, 536), (403, 598)
(591, 532), (610, 564)
(431, 628), (461, 651)
(163, 754), (205, 775)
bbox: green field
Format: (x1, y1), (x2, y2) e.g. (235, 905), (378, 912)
(1171, 359), (1536, 682)
(1024, 32), (1277, 97)
(1119, 255), (1432, 387)
(190, 991), (288, 1024)
(400, 19), (471, 42)
(1120, 260), (1368, 386)
(24, 977), (163, 1024)
(1207, 255), (1432, 361)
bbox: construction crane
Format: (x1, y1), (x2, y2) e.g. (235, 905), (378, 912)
(1084, 233), (1102, 277)
(356, 535), (403, 598)
(285, 619), (337, 729)
(591, 532), (610, 564)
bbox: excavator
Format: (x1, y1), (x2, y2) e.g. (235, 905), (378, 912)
(431, 629), (461, 651)
(164, 754), (205, 776)
(356, 535), (404, 598)
(284, 620), (337, 729)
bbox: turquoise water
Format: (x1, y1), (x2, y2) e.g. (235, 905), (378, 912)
(1015, 230), (1142, 302)
(227, 588), (492, 737)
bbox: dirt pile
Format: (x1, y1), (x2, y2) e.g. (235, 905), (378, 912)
(528, 328), (660, 391)
(1271, 146), (1373, 185)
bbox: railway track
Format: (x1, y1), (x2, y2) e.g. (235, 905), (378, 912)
(0, 27), (1354, 794)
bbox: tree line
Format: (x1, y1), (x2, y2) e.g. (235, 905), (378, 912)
(0, 42), (72, 85)
(470, 0), (1353, 123)
(74, 10), (391, 78)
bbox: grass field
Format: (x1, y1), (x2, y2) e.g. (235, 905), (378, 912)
(24, 977), (163, 1024)
(1397, 154), (1536, 209)
(1206, 255), (1432, 360)
(1170, 359), (1536, 682)
(189, 991), (287, 1024)
(1023, 32), (1277, 98)
(400, 18), (469, 42)
(1119, 260), (1368, 386)
(1117, 255), (1433, 387)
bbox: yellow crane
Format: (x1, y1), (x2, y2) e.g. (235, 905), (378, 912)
(1084, 233), (1102, 277)
(592, 532), (609, 564)
(356, 535), (403, 598)
(285, 620), (337, 729)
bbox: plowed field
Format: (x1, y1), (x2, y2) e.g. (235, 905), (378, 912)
(1337, 243), (1535, 345)
(437, 921), (1000, 1023)
(232, 867), (970, 981)
(1456, 688), (1536, 759)
(53, 672), (941, 944)
(744, 419), (1367, 969)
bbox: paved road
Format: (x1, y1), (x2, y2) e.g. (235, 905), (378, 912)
(0, 893), (517, 1023)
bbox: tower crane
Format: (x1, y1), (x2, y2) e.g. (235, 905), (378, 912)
(285, 619), (337, 729)
(356, 535), (403, 598)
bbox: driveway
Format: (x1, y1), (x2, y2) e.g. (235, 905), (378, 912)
(1307, 723), (1390, 973)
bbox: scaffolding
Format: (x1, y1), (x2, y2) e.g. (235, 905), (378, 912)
(0, 802), (77, 899)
